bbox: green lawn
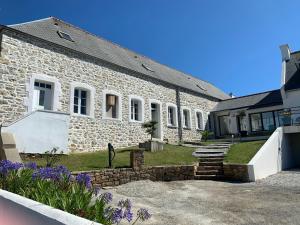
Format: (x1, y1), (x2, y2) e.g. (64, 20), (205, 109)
(224, 140), (266, 164)
(24, 144), (198, 171)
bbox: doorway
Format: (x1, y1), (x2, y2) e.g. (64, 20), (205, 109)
(150, 101), (162, 139)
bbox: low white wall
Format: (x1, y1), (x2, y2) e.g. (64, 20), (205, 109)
(0, 189), (101, 225)
(3, 110), (70, 154)
(248, 127), (283, 181)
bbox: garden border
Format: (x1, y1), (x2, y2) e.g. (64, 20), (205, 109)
(0, 189), (102, 225)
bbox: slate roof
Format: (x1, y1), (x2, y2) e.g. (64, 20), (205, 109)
(284, 51), (300, 91)
(2, 17), (229, 100)
(212, 89), (283, 112)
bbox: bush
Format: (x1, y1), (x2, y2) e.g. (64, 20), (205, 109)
(0, 160), (151, 225)
(142, 121), (158, 141)
(200, 130), (213, 142)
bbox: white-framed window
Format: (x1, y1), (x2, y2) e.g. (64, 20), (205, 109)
(26, 73), (62, 112)
(195, 110), (204, 130)
(181, 107), (192, 129)
(128, 95), (144, 123)
(70, 82), (95, 118)
(103, 90), (122, 120)
(166, 103), (178, 127)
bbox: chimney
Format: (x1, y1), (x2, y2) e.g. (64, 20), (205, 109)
(280, 44), (291, 61)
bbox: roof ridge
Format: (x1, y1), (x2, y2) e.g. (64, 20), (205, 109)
(219, 89), (280, 102)
(8, 17), (53, 27)
(50, 17), (214, 86)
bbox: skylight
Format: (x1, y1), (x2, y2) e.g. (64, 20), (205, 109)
(142, 63), (154, 72)
(57, 31), (74, 42)
(196, 84), (207, 91)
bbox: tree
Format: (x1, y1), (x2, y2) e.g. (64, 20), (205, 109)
(142, 121), (158, 141)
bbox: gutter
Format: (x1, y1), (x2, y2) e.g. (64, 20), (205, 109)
(1, 25), (224, 101)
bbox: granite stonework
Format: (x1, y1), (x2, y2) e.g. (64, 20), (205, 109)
(73, 165), (196, 188)
(0, 29), (218, 152)
(223, 163), (250, 182)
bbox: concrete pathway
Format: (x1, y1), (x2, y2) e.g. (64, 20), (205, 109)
(109, 176), (300, 225)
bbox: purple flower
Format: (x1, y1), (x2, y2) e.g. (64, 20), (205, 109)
(0, 160), (23, 176)
(111, 208), (123, 224)
(24, 162), (37, 170)
(32, 165), (70, 181)
(118, 199), (132, 211)
(137, 208), (151, 221)
(123, 209), (133, 222)
(94, 186), (101, 196)
(100, 192), (113, 204)
(75, 173), (92, 189)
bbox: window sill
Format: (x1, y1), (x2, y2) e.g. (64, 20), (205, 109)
(196, 128), (204, 131)
(129, 119), (144, 124)
(71, 113), (94, 119)
(102, 116), (122, 121)
(167, 125), (178, 129)
(183, 127), (192, 130)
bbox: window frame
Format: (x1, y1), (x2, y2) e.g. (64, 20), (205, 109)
(70, 82), (95, 118)
(102, 90), (122, 121)
(27, 73), (61, 112)
(249, 110), (281, 132)
(128, 95), (144, 123)
(181, 107), (192, 129)
(166, 103), (178, 128)
(195, 109), (204, 131)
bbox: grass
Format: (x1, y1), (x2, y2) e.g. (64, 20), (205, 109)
(24, 144), (198, 171)
(224, 140), (266, 164)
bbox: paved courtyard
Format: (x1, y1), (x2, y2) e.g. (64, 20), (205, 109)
(109, 170), (300, 225)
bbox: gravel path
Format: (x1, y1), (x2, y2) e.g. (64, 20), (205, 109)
(106, 171), (300, 225)
(256, 169), (300, 188)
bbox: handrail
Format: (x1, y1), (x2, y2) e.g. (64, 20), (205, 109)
(278, 107), (300, 126)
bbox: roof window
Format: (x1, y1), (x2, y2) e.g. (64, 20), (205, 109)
(196, 84), (207, 91)
(142, 63), (154, 72)
(57, 31), (74, 42)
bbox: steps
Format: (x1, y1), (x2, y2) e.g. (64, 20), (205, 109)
(192, 142), (232, 180)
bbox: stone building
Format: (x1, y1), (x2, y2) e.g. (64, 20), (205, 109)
(0, 17), (228, 153)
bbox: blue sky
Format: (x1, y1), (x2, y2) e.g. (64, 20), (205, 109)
(1, 0), (300, 96)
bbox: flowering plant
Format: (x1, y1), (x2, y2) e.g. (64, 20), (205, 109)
(0, 160), (151, 225)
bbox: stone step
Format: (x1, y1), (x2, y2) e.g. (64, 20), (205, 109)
(199, 162), (223, 166)
(194, 174), (224, 180)
(198, 157), (224, 162)
(194, 149), (226, 154)
(196, 170), (222, 176)
(197, 145), (229, 149)
(197, 165), (223, 171)
(194, 153), (225, 158)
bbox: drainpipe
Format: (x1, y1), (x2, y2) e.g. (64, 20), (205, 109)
(176, 87), (183, 142)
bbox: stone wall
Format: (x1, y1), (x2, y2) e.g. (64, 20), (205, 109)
(223, 163), (250, 182)
(0, 29), (218, 152)
(73, 165), (196, 187)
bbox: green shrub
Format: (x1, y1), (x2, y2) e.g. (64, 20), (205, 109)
(0, 160), (151, 225)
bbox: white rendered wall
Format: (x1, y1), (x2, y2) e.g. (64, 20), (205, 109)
(248, 127), (284, 181)
(0, 189), (101, 225)
(3, 110), (70, 154)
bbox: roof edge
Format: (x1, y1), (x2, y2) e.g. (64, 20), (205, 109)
(1, 24), (225, 101)
(218, 89), (281, 103)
